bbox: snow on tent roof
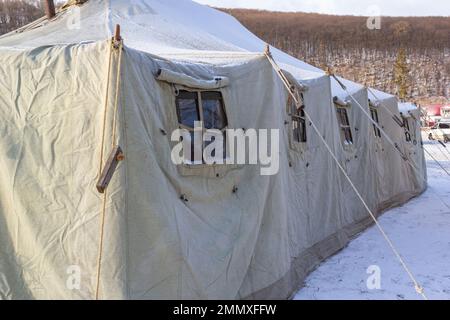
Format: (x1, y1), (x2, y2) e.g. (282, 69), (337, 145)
(330, 75), (365, 99)
(368, 86), (396, 101)
(0, 0), (390, 96)
(0, 1), (335, 82)
(399, 102), (418, 114)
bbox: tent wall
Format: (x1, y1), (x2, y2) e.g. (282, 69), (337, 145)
(338, 89), (379, 225)
(0, 41), (127, 299)
(0, 41), (426, 300)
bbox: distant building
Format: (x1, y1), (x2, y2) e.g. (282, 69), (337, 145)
(421, 104), (442, 127)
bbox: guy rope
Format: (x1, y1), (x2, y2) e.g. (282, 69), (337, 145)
(264, 45), (428, 299)
(328, 72), (450, 212)
(366, 87), (450, 177)
(95, 25), (125, 300)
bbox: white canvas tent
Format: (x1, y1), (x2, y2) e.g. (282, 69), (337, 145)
(0, 0), (426, 299)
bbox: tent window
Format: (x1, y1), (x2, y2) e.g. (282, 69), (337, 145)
(201, 91), (228, 130)
(176, 91), (200, 128)
(288, 95), (307, 143)
(403, 117), (412, 142)
(370, 108), (382, 138)
(439, 123), (450, 129)
(175, 90), (228, 164)
(335, 106), (353, 145)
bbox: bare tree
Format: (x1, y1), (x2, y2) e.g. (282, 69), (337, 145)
(0, 0), (43, 35)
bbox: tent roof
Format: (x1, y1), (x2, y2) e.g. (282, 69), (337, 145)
(399, 102), (419, 114)
(0, 0), (394, 97)
(0, 1), (323, 76)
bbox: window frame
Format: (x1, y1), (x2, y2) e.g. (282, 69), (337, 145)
(287, 94), (307, 146)
(334, 104), (354, 146)
(402, 116), (412, 142)
(175, 90), (201, 130)
(369, 107), (382, 139)
(175, 89), (229, 165)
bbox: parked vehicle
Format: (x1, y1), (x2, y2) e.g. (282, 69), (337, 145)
(428, 120), (450, 143)
(441, 106), (450, 119)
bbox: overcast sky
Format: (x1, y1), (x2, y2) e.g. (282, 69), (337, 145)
(193, 0), (450, 16)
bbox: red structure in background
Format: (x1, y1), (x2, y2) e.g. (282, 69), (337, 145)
(421, 104), (442, 127)
(424, 104), (442, 116)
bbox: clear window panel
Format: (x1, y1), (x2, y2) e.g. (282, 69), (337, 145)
(290, 97), (307, 144)
(292, 119), (301, 143)
(341, 109), (350, 126)
(176, 91), (200, 128)
(202, 92), (227, 130)
(344, 128), (353, 144)
(299, 109), (307, 142)
(370, 109), (381, 138)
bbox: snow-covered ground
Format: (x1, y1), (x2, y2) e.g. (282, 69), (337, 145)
(295, 136), (450, 300)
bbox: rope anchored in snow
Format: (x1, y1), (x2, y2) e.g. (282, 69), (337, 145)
(265, 47), (428, 300)
(334, 80), (450, 213)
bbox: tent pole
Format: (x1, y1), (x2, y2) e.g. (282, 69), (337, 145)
(114, 24), (121, 42)
(43, 0), (56, 20)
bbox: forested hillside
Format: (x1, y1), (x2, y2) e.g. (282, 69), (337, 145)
(222, 9), (450, 104)
(0, 0), (43, 34)
(1, 2), (448, 104)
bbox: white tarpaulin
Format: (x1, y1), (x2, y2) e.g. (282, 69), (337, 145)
(0, 0), (426, 299)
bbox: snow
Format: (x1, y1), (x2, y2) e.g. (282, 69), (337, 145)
(369, 87), (396, 102)
(330, 76), (365, 99)
(1, 0), (373, 95)
(399, 102), (419, 114)
(294, 136), (450, 300)
(0, 0), (363, 90)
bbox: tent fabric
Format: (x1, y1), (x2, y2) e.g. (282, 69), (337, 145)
(155, 68), (230, 89)
(0, 0), (426, 299)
